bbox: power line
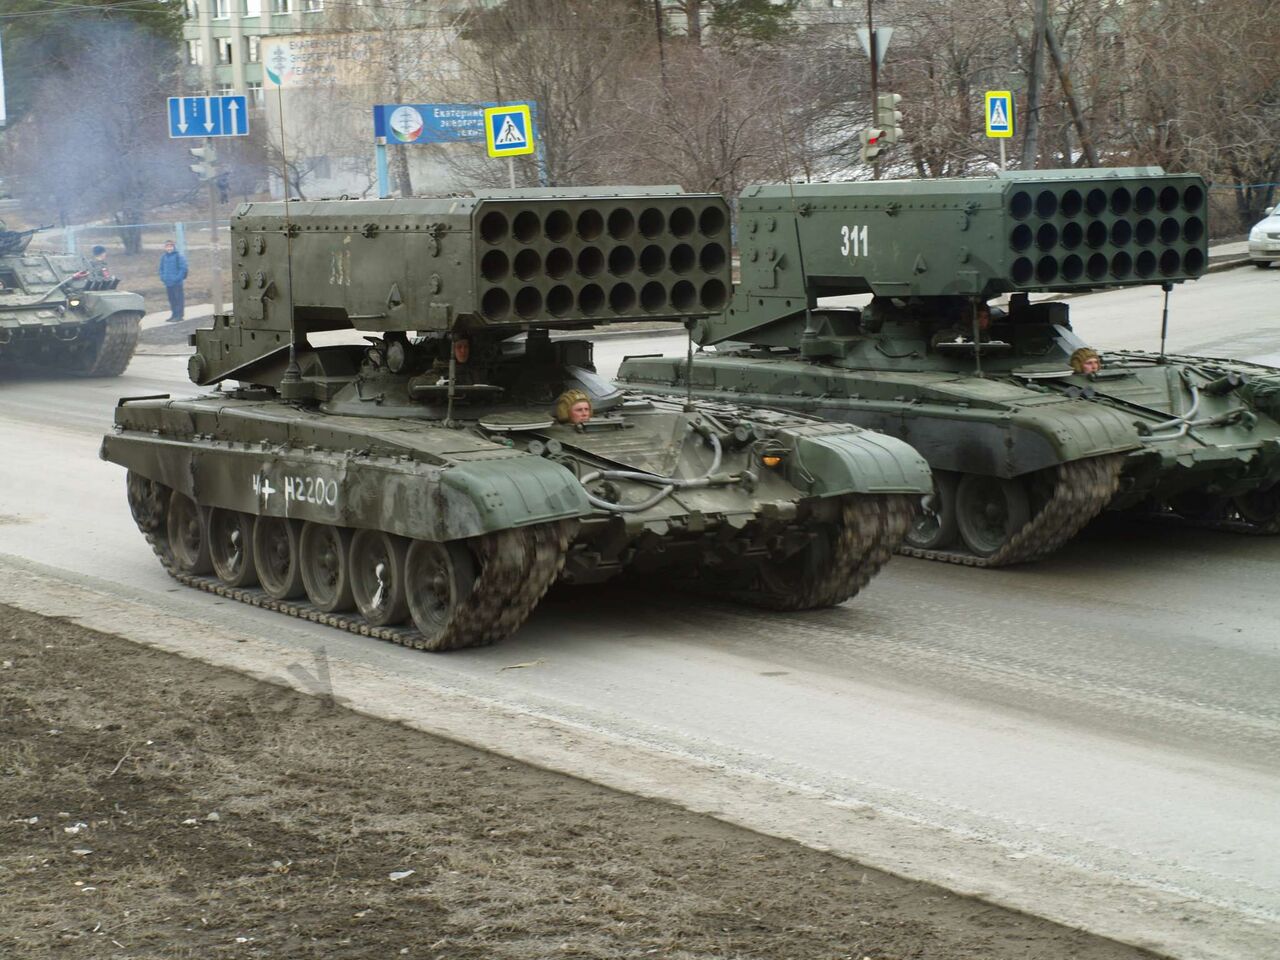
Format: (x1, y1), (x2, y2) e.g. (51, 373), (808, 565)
(0, 2), (174, 21)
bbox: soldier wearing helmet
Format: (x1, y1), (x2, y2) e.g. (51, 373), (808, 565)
(1069, 347), (1102, 375)
(554, 389), (593, 425)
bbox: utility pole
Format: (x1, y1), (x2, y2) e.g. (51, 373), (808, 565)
(653, 0), (668, 87)
(867, 0), (880, 180)
(1020, 0), (1048, 169)
(203, 137), (222, 317)
(200, 33), (223, 316)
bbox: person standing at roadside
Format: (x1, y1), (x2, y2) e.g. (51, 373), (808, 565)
(158, 239), (188, 323)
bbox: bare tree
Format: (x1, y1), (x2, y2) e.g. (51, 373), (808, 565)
(436, 0), (654, 187)
(1112, 0), (1280, 223)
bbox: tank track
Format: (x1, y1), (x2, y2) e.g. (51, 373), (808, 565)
(424, 519), (578, 651)
(78, 312), (142, 378)
(131, 492), (577, 651)
(898, 454), (1126, 568)
(713, 493), (915, 610)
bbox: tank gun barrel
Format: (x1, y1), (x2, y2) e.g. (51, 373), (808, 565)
(700, 169), (1208, 346)
(0, 224), (53, 257)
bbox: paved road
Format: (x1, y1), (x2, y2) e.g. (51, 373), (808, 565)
(1, 268), (1278, 960)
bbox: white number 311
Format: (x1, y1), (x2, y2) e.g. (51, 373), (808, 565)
(840, 224), (869, 257)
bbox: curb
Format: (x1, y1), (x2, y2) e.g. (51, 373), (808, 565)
(1206, 256), (1252, 274)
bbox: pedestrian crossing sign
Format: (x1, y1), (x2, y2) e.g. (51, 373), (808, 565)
(484, 104), (535, 158)
(985, 91), (1014, 138)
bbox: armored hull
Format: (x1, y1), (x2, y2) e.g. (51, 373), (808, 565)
(101, 190), (932, 649)
(620, 338), (1280, 565)
(617, 170), (1280, 564)
(0, 228), (143, 377)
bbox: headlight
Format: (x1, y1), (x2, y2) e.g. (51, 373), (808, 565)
(67, 298), (81, 307)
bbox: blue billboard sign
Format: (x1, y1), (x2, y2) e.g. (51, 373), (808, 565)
(372, 104), (488, 145)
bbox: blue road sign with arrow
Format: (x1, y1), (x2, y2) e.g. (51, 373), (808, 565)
(167, 95), (249, 139)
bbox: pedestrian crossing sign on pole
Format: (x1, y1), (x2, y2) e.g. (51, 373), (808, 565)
(985, 91), (1014, 138)
(484, 104), (535, 158)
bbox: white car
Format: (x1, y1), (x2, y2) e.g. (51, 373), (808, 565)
(1248, 206), (1280, 266)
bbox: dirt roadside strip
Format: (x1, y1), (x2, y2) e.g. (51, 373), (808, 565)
(1, 601), (1157, 960)
(0, 558), (1254, 960)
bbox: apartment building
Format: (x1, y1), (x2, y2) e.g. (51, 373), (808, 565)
(181, 0), (335, 107)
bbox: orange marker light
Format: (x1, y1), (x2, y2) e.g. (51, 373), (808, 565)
(761, 454), (784, 468)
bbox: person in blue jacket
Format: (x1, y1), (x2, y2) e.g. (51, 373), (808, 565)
(158, 239), (189, 323)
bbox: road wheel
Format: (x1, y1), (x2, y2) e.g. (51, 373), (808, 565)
(1233, 484), (1280, 530)
(299, 522), (355, 612)
(166, 490), (213, 575)
(406, 540), (476, 646)
(904, 470), (959, 550)
(208, 508), (258, 587)
(757, 525), (836, 599)
(1252, 261), (1272, 269)
(350, 529), (410, 626)
(1168, 490), (1230, 525)
(253, 516), (306, 600)
(956, 474), (1031, 557)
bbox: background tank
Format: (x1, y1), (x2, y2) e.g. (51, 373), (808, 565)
(0, 223), (144, 377)
(101, 189), (932, 650)
(617, 170), (1280, 565)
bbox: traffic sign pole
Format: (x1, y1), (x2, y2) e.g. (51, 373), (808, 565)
(984, 91), (1015, 172)
(167, 92), (247, 315)
(205, 135), (222, 317)
(375, 141), (389, 199)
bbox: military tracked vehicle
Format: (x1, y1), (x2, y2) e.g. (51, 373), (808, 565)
(99, 189), (932, 650)
(618, 170), (1280, 565)
(0, 223), (144, 377)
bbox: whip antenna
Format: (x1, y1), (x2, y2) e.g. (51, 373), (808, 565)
(274, 84), (302, 394)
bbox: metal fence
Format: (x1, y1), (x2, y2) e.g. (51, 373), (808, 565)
(57, 220), (232, 256)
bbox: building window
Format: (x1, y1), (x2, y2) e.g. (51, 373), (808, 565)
(247, 82), (264, 107)
(244, 0), (261, 16)
(184, 0), (198, 19)
(217, 83), (234, 97)
(212, 0), (229, 19)
(270, 0), (290, 12)
(186, 40), (203, 66)
(303, 0), (322, 10)
(217, 38), (234, 64)
(246, 35), (260, 62)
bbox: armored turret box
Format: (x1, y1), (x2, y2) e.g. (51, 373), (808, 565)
(197, 188), (731, 385)
(229, 189), (729, 331)
(708, 168), (1206, 345)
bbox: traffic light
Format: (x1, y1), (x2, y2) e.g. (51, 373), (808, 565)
(876, 93), (904, 144)
(859, 127), (885, 163)
(189, 144), (218, 181)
